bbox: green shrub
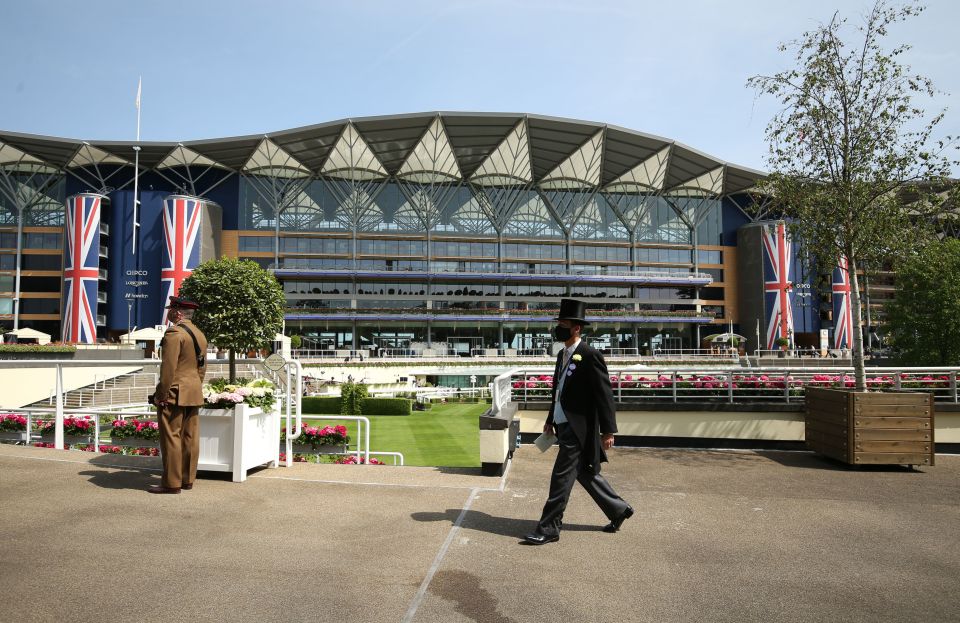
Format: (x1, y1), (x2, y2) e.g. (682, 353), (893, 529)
(361, 397), (411, 416)
(0, 344), (77, 353)
(301, 396), (341, 414)
(340, 382), (369, 415)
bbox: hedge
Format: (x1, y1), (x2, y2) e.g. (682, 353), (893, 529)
(301, 395), (411, 416)
(361, 397), (411, 416)
(0, 344), (77, 353)
(301, 396), (341, 413)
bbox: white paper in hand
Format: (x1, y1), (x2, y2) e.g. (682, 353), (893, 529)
(534, 432), (558, 452)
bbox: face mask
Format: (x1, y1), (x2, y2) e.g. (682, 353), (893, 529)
(553, 325), (572, 342)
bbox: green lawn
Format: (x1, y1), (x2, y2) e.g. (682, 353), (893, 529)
(301, 402), (486, 467)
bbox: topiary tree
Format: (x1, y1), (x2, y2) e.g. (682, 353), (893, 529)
(178, 257), (285, 381)
(290, 334), (302, 350)
(339, 382), (368, 416)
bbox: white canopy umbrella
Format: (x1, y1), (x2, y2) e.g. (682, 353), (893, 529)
(708, 333), (747, 344)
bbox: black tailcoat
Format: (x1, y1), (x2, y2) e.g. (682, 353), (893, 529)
(545, 340), (618, 473)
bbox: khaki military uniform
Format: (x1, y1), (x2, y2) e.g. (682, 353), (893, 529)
(155, 319), (208, 489)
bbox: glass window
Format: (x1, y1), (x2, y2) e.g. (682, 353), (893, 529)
(0, 297), (12, 314)
(0, 232), (17, 248)
(572, 196), (629, 241)
(697, 250), (723, 265)
(0, 275), (13, 292)
(434, 186), (497, 235)
(702, 268), (724, 281)
(20, 298), (59, 314)
(698, 287), (726, 300)
(22, 255), (62, 270)
(239, 236), (273, 253)
(503, 191), (565, 239)
(23, 233), (61, 250)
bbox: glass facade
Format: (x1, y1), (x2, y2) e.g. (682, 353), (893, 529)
(2, 113), (775, 347)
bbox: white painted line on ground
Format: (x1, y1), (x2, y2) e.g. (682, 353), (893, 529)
(402, 487), (480, 623)
(498, 457), (513, 492)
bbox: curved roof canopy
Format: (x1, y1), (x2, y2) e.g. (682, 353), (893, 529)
(0, 112), (766, 195)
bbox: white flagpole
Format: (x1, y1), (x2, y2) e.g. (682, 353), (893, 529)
(132, 76), (142, 254)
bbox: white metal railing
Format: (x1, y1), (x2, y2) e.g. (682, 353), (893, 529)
(491, 368), (521, 415)
(495, 366), (960, 407)
(653, 348), (740, 360)
(3, 358), (404, 466)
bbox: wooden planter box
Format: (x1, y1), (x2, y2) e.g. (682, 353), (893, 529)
(805, 386), (934, 467)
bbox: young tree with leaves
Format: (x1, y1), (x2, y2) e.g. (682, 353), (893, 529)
(747, 1), (956, 390)
(178, 257), (285, 381)
(885, 238), (960, 365)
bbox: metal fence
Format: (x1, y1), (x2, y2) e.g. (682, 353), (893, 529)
(492, 366), (960, 413)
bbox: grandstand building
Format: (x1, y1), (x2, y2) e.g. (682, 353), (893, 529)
(1, 112), (859, 354)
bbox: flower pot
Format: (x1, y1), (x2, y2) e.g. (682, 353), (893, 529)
(0, 431), (28, 443)
(289, 443), (348, 455)
(40, 434), (93, 447)
(199, 408), (232, 417)
(109, 437), (160, 448)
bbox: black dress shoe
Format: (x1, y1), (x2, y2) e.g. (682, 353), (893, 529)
(523, 532), (560, 545)
(147, 485), (181, 494)
(602, 505), (634, 533)
(181, 483), (193, 490)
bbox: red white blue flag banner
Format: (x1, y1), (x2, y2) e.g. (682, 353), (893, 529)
(161, 196), (203, 325)
(761, 221), (794, 350)
(61, 194), (101, 343)
(832, 256), (854, 349)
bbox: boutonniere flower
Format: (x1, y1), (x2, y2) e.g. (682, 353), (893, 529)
(572, 354), (582, 362)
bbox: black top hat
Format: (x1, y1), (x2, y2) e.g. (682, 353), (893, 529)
(556, 298), (590, 326)
(165, 296), (199, 310)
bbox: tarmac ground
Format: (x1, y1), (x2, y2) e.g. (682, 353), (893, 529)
(1, 443), (958, 623)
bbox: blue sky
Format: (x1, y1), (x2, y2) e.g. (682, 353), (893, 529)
(2, 0), (957, 172)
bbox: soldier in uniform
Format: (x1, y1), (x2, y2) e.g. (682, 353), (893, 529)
(150, 296), (208, 494)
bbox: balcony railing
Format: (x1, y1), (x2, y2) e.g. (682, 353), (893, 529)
(273, 265), (713, 284)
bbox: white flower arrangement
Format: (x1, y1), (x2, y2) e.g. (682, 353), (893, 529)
(202, 378), (276, 410)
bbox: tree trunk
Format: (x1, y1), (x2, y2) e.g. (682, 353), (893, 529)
(848, 256), (867, 391)
(229, 349), (237, 384)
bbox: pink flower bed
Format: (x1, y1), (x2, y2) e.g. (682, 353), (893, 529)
(511, 373), (951, 397)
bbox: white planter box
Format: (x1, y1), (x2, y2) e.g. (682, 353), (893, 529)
(197, 404), (280, 482)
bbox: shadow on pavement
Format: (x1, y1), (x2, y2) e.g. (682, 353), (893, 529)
(756, 450), (926, 472)
(412, 508), (600, 539)
(78, 468), (155, 491)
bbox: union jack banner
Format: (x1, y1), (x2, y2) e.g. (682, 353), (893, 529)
(161, 196), (203, 325)
(62, 194), (102, 343)
(832, 256), (854, 349)
(761, 221), (794, 350)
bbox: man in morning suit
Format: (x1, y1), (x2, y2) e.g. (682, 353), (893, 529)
(524, 298), (633, 544)
(150, 296), (208, 494)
